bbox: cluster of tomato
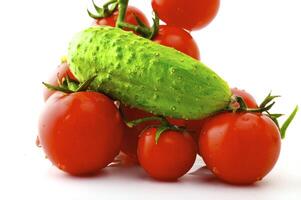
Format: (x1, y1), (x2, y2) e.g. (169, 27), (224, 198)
(38, 0), (291, 185)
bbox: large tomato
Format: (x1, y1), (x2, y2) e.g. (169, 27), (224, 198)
(153, 25), (200, 60)
(186, 88), (258, 147)
(39, 92), (124, 175)
(138, 127), (197, 181)
(199, 112), (281, 184)
(152, 0), (220, 31)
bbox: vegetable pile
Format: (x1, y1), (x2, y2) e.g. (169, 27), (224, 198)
(38, 0), (298, 185)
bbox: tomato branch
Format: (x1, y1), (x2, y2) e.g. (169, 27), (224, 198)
(116, 0), (159, 39)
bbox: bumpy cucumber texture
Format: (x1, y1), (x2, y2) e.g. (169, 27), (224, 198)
(68, 26), (231, 119)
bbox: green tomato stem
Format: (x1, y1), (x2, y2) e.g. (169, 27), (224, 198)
(116, 0), (158, 38)
(126, 116), (168, 128)
(116, 0), (129, 28)
(118, 22), (152, 36)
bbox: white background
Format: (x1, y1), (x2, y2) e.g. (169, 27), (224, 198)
(0, 0), (301, 199)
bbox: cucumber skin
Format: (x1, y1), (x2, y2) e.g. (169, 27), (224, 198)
(68, 26), (231, 119)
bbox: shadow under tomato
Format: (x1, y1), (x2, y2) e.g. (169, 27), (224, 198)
(48, 153), (269, 188)
(48, 166), (110, 180)
(189, 166), (221, 183)
(65, 169), (109, 180)
(108, 153), (139, 168)
(188, 166), (265, 188)
(107, 153), (181, 183)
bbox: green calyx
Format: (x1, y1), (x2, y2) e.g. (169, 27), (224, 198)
(87, 0), (118, 19)
(43, 75), (96, 94)
(126, 116), (185, 144)
(87, 0), (160, 39)
(228, 92), (298, 139)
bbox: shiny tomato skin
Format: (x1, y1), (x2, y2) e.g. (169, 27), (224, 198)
(167, 117), (186, 127)
(200, 112), (281, 184)
(39, 92), (124, 175)
(186, 119), (206, 148)
(186, 119), (206, 137)
(43, 62), (77, 101)
(186, 88), (258, 147)
(120, 105), (186, 160)
(120, 105), (159, 160)
(152, 0), (220, 31)
(138, 128), (197, 181)
(231, 88), (258, 108)
(95, 6), (149, 28)
(153, 25), (200, 60)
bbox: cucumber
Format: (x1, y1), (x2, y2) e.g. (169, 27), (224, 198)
(68, 26), (231, 119)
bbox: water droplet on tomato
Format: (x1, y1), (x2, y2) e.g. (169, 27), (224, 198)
(212, 167), (219, 174)
(57, 163), (66, 171)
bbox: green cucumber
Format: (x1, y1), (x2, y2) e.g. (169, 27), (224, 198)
(68, 26), (231, 119)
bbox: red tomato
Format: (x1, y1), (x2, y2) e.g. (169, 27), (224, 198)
(167, 118), (186, 127)
(120, 105), (185, 160)
(152, 0), (220, 31)
(186, 119), (205, 136)
(199, 112), (281, 184)
(186, 119), (206, 146)
(231, 88), (258, 108)
(43, 62), (77, 101)
(95, 6), (149, 28)
(138, 127), (197, 181)
(153, 25), (200, 59)
(120, 105), (159, 160)
(39, 92), (124, 175)
(186, 88), (258, 147)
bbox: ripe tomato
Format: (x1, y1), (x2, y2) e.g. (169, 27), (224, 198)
(120, 105), (185, 161)
(231, 88), (258, 108)
(186, 118), (206, 146)
(199, 112), (281, 184)
(153, 25), (200, 60)
(120, 105), (159, 160)
(95, 6), (149, 28)
(43, 62), (77, 101)
(167, 118), (186, 127)
(152, 0), (220, 31)
(186, 119), (206, 136)
(186, 88), (258, 147)
(138, 127), (197, 181)
(39, 92), (124, 175)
